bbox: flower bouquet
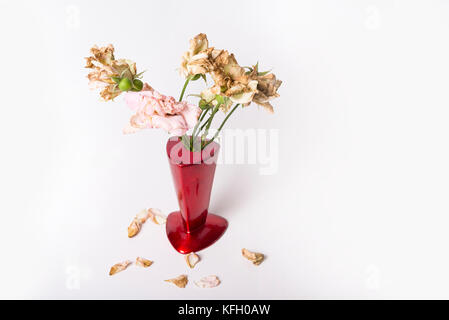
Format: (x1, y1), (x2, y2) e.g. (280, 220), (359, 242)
(85, 34), (282, 253)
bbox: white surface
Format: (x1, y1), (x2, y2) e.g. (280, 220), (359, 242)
(1, 0), (449, 299)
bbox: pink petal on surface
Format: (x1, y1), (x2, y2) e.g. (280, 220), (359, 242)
(195, 275), (221, 288)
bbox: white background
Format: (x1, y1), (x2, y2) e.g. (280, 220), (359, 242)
(0, 0), (449, 299)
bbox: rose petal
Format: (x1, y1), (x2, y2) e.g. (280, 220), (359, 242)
(185, 253), (200, 269)
(128, 209), (150, 238)
(242, 248), (264, 266)
(194, 275), (221, 288)
(136, 257), (153, 268)
(165, 275), (188, 288)
(147, 208), (167, 225)
(109, 260), (132, 276)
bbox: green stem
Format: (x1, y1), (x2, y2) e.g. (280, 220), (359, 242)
(200, 105), (222, 147)
(192, 108), (208, 138)
(203, 104), (240, 148)
(189, 108), (208, 151)
(178, 76), (191, 102)
(179, 77), (193, 150)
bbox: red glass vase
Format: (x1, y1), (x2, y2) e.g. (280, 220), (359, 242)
(165, 137), (228, 254)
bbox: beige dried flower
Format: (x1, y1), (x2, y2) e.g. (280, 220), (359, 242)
(207, 50), (258, 105)
(247, 64), (282, 113)
(85, 44), (138, 101)
(180, 33), (210, 77)
(165, 275), (188, 288)
(195, 275), (221, 288)
(136, 257), (153, 268)
(185, 252), (200, 269)
(109, 260), (132, 276)
(127, 209), (150, 238)
(182, 34), (282, 112)
(242, 248), (264, 266)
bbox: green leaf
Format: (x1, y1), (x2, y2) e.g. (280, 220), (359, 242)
(111, 76), (121, 84)
(191, 74), (201, 81)
(258, 70), (272, 76)
(135, 70), (146, 78)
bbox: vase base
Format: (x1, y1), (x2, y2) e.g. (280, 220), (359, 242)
(166, 211), (228, 254)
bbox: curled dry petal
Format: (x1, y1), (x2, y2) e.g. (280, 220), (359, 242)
(127, 209), (150, 238)
(195, 275), (221, 288)
(185, 253), (200, 269)
(242, 248), (264, 266)
(136, 257), (153, 268)
(109, 260), (132, 276)
(147, 208), (167, 225)
(165, 275), (188, 288)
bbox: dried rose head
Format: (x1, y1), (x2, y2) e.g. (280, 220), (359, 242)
(247, 64), (282, 113)
(85, 44), (142, 101)
(180, 33), (210, 77)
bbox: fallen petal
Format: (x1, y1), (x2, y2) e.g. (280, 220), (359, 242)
(185, 252), (200, 269)
(136, 257), (153, 268)
(165, 275), (188, 288)
(147, 208), (167, 225)
(127, 220), (141, 238)
(109, 260), (132, 276)
(242, 248), (264, 266)
(195, 275), (221, 288)
(128, 209), (151, 238)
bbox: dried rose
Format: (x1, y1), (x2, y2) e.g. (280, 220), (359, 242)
(85, 44), (139, 101)
(109, 260), (132, 276)
(180, 33), (210, 77)
(207, 50), (258, 105)
(185, 253), (200, 269)
(136, 257), (153, 268)
(127, 209), (150, 238)
(242, 248), (264, 266)
(247, 64), (282, 113)
(195, 275), (221, 288)
(165, 275), (188, 288)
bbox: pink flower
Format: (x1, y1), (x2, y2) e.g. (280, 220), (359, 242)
(123, 84), (200, 136)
